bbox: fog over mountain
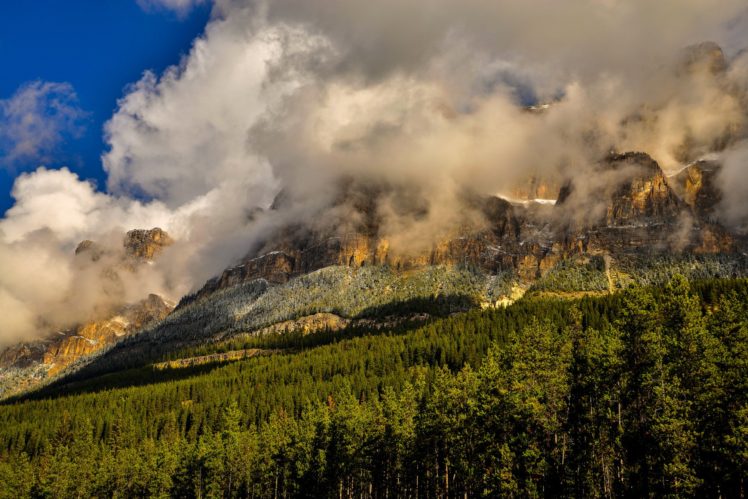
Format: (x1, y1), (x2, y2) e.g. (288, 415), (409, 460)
(2, 0), (748, 343)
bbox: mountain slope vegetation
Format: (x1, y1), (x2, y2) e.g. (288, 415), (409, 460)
(1, 277), (746, 498)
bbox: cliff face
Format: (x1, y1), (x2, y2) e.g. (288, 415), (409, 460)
(40, 294), (172, 377)
(508, 175), (562, 201)
(679, 41), (727, 76)
(561, 153), (733, 255)
(124, 228), (174, 260)
(185, 152), (738, 304)
(602, 153), (684, 226)
(0, 294), (172, 398)
(75, 227), (173, 263)
(669, 161), (722, 221)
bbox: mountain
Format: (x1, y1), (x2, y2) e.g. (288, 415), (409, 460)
(196, 152), (735, 296)
(2, 154), (748, 495)
(0, 228), (174, 399)
(27, 151), (744, 387)
(2, 152), (747, 398)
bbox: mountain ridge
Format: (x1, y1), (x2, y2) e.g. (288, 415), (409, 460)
(2, 151), (747, 399)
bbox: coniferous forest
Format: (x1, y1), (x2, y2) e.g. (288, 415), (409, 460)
(0, 277), (747, 498)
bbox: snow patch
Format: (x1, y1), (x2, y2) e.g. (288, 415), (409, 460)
(110, 316), (130, 327)
(497, 194), (557, 207)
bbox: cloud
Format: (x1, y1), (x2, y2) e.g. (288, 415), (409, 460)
(0, 163), (277, 345)
(106, 0), (748, 212)
(0, 167), (179, 344)
(0, 81), (87, 171)
(99, 0), (748, 256)
(716, 140), (748, 230)
(102, 18), (303, 207)
(4, 0), (748, 344)
(260, 0), (747, 84)
(1, 167), (174, 245)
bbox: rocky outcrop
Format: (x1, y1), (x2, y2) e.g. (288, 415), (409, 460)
(41, 294), (173, 376)
(508, 175), (562, 201)
(679, 41), (727, 76)
(556, 152), (685, 228)
(253, 313), (350, 336)
(670, 161), (722, 221)
(602, 152), (684, 226)
(0, 294), (172, 397)
(124, 228), (173, 260)
(154, 349), (270, 370)
(250, 311), (432, 337)
(0, 343), (47, 370)
(74, 239), (105, 260)
(74, 228), (173, 263)
(557, 152), (735, 255)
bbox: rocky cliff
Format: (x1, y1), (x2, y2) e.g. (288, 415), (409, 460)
(124, 228), (174, 260)
(669, 161), (723, 221)
(0, 294), (172, 398)
(40, 151), (748, 386)
(186, 152), (736, 304)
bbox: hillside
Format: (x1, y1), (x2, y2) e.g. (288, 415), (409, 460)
(3, 152), (748, 400)
(5, 2), (748, 498)
(0, 278), (746, 497)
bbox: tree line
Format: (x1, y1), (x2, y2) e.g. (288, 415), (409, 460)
(0, 277), (746, 497)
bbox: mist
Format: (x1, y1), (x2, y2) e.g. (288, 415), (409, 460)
(2, 0), (748, 344)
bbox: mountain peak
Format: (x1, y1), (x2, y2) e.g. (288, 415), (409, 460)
(124, 227), (173, 260)
(679, 41), (727, 75)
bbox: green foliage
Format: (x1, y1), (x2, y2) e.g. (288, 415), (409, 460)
(531, 256), (609, 293)
(0, 278), (747, 497)
(616, 253), (748, 287)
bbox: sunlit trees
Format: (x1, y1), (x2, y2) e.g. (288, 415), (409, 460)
(0, 276), (746, 497)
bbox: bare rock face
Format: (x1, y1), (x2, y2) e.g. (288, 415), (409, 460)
(253, 313), (350, 336)
(557, 152), (685, 228)
(602, 153), (684, 226)
(557, 153), (733, 255)
(74, 240), (105, 261)
(0, 294), (172, 397)
(670, 161), (722, 221)
(0, 343), (47, 370)
(124, 228), (173, 260)
(74, 227), (174, 264)
(41, 294), (172, 377)
(184, 152), (742, 304)
(508, 175), (562, 201)
(679, 41), (727, 76)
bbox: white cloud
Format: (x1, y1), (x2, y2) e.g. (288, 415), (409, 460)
(95, 0), (748, 265)
(0, 81), (86, 170)
(4, 0), (748, 344)
(0, 167), (176, 245)
(0, 167), (193, 344)
(0, 162), (276, 344)
(103, 18), (305, 207)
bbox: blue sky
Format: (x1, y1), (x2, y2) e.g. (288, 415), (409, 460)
(0, 0), (211, 213)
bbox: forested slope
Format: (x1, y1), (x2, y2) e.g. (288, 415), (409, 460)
(0, 278), (746, 498)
